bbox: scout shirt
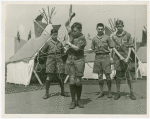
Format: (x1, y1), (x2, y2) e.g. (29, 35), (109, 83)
(65, 32), (86, 76)
(91, 33), (114, 54)
(111, 30), (133, 58)
(39, 38), (65, 73)
(39, 37), (64, 64)
(67, 32), (87, 60)
(41, 38), (64, 55)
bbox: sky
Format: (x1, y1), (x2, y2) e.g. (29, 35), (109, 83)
(5, 4), (147, 42)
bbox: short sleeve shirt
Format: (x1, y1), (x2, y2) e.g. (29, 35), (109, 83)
(111, 30), (133, 57)
(67, 33), (87, 58)
(40, 38), (64, 55)
(91, 34), (115, 54)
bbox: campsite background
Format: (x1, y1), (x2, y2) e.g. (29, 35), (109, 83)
(4, 4), (148, 114)
(5, 5), (147, 62)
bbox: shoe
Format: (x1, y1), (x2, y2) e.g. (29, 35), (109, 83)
(77, 100), (84, 108)
(61, 92), (70, 97)
(43, 94), (49, 99)
(129, 93), (136, 100)
(107, 92), (112, 98)
(114, 92), (120, 100)
(69, 101), (76, 109)
(97, 92), (104, 98)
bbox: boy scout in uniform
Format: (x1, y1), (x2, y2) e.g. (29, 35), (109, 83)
(111, 20), (136, 100)
(91, 23), (114, 98)
(65, 13), (86, 109)
(41, 27), (69, 99)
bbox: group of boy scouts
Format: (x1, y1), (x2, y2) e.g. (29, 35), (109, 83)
(39, 12), (136, 109)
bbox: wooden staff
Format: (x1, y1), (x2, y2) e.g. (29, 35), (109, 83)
(69, 4), (72, 17)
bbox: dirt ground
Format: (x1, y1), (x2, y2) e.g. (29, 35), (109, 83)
(5, 79), (147, 114)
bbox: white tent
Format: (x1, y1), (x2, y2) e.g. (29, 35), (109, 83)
(136, 47), (147, 77)
(6, 6), (66, 85)
(5, 36), (26, 62)
(6, 34), (51, 86)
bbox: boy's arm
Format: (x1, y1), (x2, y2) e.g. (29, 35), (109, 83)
(110, 35), (124, 60)
(109, 48), (113, 61)
(124, 48), (131, 63)
(66, 36), (86, 51)
(124, 34), (133, 62)
(91, 39), (95, 51)
(66, 42), (80, 51)
(112, 48), (124, 60)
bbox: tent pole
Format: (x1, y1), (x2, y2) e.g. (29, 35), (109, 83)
(42, 8), (48, 24)
(134, 6), (137, 81)
(33, 20), (50, 34)
(33, 70), (43, 85)
(39, 11), (47, 23)
(47, 6), (50, 24)
(64, 75), (69, 83)
(135, 38), (137, 81)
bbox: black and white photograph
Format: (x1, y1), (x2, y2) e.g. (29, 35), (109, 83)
(2, 1), (149, 117)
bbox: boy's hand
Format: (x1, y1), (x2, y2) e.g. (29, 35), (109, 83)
(71, 13), (75, 18)
(120, 56), (124, 61)
(66, 41), (71, 46)
(111, 70), (116, 79)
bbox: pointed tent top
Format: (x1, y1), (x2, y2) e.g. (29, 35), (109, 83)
(52, 24), (61, 31)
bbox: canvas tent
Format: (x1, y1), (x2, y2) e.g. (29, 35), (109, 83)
(28, 6), (56, 40)
(6, 34), (51, 85)
(6, 6), (65, 85)
(5, 36), (26, 62)
(136, 46), (147, 76)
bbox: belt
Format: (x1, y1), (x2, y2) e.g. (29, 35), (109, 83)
(96, 53), (109, 55)
(48, 53), (62, 55)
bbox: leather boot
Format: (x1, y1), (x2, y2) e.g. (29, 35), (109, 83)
(77, 100), (84, 108)
(69, 100), (76, 109)
(43, 80), (50, 99)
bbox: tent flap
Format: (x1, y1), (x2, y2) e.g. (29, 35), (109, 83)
(7, 59), (34, 86)
(7, 34), (50, 63)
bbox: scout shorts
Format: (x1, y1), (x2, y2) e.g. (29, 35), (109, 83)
(93, 54), (111, 74)
(65, 56), (85, 77)
(46, 55), (64, 73)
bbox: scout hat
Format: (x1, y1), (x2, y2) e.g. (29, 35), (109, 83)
(115, 20), (124, 27)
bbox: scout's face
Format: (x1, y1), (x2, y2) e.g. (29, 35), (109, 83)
(52, 33), (58, 40)
(97, 26), (104, 35)
(72, 27), (81, 38)
(116, 24), (124, 32)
